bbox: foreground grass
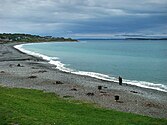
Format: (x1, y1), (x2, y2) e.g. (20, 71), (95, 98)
(0, 86), (166, 125)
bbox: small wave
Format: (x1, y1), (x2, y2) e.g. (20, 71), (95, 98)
(72, 71), (117, 81)
(14, 43), (167, 92)
(14, 44), (51, 61)
(72, 71), (167, 92)
(124, 79), (167, 92)
(49, 60), (73, 72)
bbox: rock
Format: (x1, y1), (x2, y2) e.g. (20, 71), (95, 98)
(31, 67), (38, 69)
(98, 86), (102, 91)
(17, 63), (21, 67)
(63, 95), (73, 98)
(17, 64), (24, 67)
(71, 88), (77, 91)
(100, 91), (107, 94)
(38, 70), (47, 73)
(86, 92), (94, 96)
(56, 81), (64, 84)
(0, 71), (5, 73)
(99, 93), (109, 96)
(130, 91), (138, 93)
(114, 95), (119, 101)
(28, 76), (37, 79)
(145, 103), (159, 108)
(9, 64), (13, 67)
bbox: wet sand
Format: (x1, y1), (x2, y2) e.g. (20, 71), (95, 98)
(0, 42), (167, 119)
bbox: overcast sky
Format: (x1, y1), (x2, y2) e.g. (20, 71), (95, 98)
(0, 0), (167, 38)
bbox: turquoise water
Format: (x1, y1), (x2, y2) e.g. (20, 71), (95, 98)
(15, 40), (167, 92)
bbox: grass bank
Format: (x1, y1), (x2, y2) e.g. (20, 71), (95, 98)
(0, 86), (166, 125)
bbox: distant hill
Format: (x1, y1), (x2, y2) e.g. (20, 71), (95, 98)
(77, 37), (167, 41)
(126, 38), (167, 40)
(0, 33), (77, 43)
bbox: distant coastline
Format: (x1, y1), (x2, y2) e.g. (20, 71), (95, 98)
(126, 38), (167, 40)
(0, 33), (78, 43)
(78, 38), (167, 41)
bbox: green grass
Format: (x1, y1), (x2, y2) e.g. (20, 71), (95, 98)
(0, 86), (166, 125)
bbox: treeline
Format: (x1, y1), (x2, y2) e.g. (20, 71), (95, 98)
(0, 33), (77, 43)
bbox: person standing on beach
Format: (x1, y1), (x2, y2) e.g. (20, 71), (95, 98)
(119, 76), (122, 85)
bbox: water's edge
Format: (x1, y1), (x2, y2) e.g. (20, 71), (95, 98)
(14, 43), (167, 92)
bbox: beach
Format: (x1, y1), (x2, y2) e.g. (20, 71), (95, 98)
(0, 42), (167, 119)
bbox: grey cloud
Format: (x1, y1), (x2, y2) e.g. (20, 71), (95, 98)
(0, 0), (167, 37)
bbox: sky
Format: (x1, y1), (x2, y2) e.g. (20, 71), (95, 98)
(0, 0), (167, 38)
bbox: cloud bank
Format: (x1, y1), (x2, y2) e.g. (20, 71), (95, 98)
(0, 0), (167, 37)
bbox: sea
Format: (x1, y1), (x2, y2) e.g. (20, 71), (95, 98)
(14, 39), (167, 92)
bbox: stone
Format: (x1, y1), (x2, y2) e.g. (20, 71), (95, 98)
(86, 92), (94, 96)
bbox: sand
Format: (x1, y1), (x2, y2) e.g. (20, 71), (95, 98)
(0, 42), (167, 119)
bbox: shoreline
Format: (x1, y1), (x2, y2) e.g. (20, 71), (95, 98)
(0, 42), (167, 119)
(14, 42), (167, 93)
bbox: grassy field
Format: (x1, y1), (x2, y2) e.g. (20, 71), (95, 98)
(0, 86), (167, 125)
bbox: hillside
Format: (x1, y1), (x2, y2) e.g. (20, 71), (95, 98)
(0, 33), (77, 43)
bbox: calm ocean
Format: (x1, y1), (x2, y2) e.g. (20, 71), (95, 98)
(15, 40), (167, 92)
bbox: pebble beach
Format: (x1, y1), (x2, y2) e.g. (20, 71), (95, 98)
(0, 42), (167, 119)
